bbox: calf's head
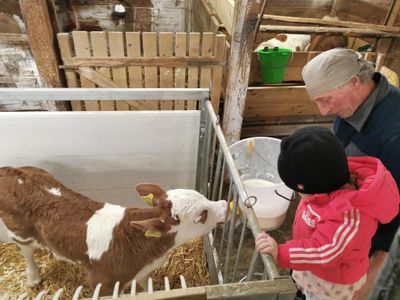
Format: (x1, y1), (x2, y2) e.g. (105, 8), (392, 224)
(136, 184), (227, 245)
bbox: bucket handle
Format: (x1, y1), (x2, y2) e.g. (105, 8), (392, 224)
(257, 47), (294, 65)
(275, 190), (295, 202)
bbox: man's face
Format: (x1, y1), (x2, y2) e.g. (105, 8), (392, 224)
(310, 78), (360, 118)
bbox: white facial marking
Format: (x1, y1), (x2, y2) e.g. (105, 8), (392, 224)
(47, 187), (62, 196)
(86, 203), (125, 260)
(167, 189), (227, 246)
(18, 178), (23, 184)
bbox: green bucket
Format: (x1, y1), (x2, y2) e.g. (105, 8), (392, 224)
(258, 47), (292, 84)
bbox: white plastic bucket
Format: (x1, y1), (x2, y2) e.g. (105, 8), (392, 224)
(229, 137), (293, 230)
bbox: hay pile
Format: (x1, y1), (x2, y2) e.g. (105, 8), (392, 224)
(0, 243), (92, 299)
(0, 238), (209, 298)
(151, 238), (210, 290)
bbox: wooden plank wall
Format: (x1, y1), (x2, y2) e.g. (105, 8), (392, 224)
(57, 31), (226, 112)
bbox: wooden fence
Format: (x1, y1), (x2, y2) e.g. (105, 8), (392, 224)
(57, 31), (226, 112)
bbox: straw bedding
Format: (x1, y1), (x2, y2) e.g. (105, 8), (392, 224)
(0, 238), (209, 299)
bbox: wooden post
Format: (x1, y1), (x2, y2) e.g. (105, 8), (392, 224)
(329, 0), (343, 17)
(222, 0), (262, 145)
(185, 0), (192, 34)
(376, 0), (400, 64)
(19, 0), (65, 110)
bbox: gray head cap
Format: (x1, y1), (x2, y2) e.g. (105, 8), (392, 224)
(302, 48), (363, 97)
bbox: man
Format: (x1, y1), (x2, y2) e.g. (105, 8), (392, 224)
(302, 48), (400, 299)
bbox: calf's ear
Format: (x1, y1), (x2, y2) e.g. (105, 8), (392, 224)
(130, 218), (171, 238)
(136, 183), (167, 206)
(194, 209), (208, 224)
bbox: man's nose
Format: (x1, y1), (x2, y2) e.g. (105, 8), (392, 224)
(317, 103), (330, 116)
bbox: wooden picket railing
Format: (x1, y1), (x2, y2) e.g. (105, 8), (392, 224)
(57, 31), (226, 112)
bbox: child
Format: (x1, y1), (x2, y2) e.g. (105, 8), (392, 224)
(255, 126), (400, 300)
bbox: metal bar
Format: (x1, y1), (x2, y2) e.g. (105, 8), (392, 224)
(247, 248), (260, 282)
(202, 107), (212, 197)
(205, 100), (280, 280)
(232, 217), (249, 282)
(0, 88), (210, 102)
(204, 233), (223, 285)
(208, 133), (218, 199)
(224, 188), (239, 282)
(211, 147), (224, 201)
(196, 99), (208, 193)
(219, 181), (233, 259)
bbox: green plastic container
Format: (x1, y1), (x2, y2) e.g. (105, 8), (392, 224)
(258, 47), (292, 84)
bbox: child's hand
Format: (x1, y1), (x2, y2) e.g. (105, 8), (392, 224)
(255, 232), (278, 261)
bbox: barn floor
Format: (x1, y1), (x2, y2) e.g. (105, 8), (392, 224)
(0, 238), (210, 299)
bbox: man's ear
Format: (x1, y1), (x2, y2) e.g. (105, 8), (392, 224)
(136, 183), (167, 206)
(130, 218), (171, 238)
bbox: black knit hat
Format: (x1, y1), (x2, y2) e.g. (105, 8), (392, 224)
(278, 126), (350, 194)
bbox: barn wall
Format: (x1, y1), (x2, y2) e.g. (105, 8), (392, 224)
(0, 111), (200, 207)
(55, 0), (185, 32)
(0, 34), (48, 111)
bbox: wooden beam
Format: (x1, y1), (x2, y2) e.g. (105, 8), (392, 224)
(261, 14), (400, 33)
(20, 0), (62, 87)
(208, 0), (235, 35)
(77, 67), (119, 88)
(375, 0), (400, 60)
(64, 56), (225, 68)
(222, 0), (261, 145)
(385, 0), (400, 26)
(259, 25), (400, 38)
(19, 0), (65, 110)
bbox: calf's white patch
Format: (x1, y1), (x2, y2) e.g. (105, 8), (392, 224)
(86, 203), (125, 260)
(47, 187), (62, 196)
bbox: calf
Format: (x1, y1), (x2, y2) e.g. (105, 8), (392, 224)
(0, 166), (227, 296)
(307, 34), (347, 51)
(254, 33), (311, 52)
(254, 33), (347, 52)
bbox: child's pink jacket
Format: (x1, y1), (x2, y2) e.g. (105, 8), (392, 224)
(278, 156), (400, 284)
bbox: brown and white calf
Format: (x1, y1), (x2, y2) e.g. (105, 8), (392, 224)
(0, 166), (227, 296)
(254, 33), (347, 52)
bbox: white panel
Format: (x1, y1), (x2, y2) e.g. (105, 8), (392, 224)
(0, 111), (200, 206)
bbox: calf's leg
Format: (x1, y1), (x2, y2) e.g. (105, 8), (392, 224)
(0, 218), (12, 242)
(18, 243), (42, 287)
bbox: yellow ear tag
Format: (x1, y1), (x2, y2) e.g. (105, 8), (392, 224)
(229, 201), (240, 216)
(144, 229), (162, 238)
(141, 193), (154, 206)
